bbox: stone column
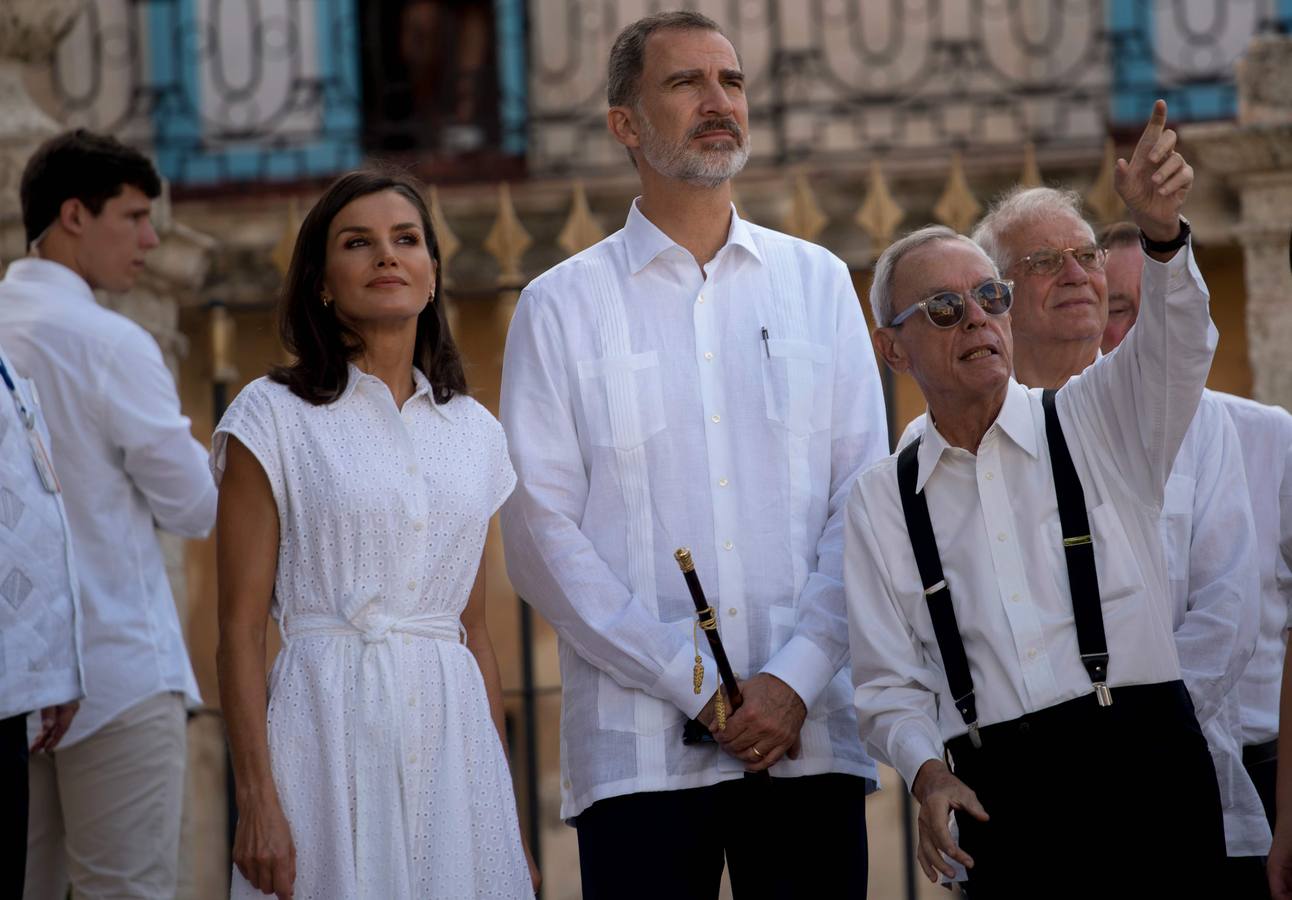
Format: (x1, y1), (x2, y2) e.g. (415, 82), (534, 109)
(1184, 35), (1292, 409)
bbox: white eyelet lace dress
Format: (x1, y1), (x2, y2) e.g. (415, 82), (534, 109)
(212, 366), (531, 899)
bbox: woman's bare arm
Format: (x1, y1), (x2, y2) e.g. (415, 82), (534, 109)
(216, 437), (295, 898)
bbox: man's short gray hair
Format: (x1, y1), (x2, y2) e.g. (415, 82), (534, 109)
(870, 226), (997, 327)
(971, 186), (1094, 273)
(607, 11), (724, 109)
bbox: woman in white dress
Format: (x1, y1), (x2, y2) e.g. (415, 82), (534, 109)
(214, 170), (538, 899)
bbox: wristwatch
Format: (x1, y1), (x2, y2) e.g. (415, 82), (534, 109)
(1140, 217), (1191, 254)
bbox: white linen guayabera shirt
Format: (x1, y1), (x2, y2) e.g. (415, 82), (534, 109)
(846, 245), (1215, 790)
(1218, 394), (1292, 750)
(0, 343), (82, 721)
(1158, 391), (1267, 857)
(0, 259), (212, 745)
(500, 200), (888, 819)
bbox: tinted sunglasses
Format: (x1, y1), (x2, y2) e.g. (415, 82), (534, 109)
(889, 279), (1014, 329)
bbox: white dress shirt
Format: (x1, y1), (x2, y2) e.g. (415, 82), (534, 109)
(846, 245), (1215, 789)
(0, 343), (82, 720)
(1160, 391), (1267, 856)
(896, 385), (1267, 854)
(0, 259), (213, 746)
(500, 201), (888, 818)
(1216, 393), (1292, 748)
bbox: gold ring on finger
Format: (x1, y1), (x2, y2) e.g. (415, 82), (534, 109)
(752, 746), (762, 758)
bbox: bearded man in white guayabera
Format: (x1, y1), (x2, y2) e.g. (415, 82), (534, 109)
(500, 11), (886, 899)
(845, 101), (1228, 899)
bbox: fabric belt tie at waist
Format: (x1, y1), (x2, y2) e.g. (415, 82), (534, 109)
(284, 611), (464, 645)
(282, 608), (464, 895)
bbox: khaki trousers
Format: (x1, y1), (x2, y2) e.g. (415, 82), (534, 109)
(24, 692), (186, 900)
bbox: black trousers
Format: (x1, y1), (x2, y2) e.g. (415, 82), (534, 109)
(1, 713), (29, 897)
(575, 772), (869, 899)
(948, 681), (1225, 900)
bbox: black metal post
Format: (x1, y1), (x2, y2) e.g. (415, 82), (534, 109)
(519, 598), (542, 897)
(902, 782), (918, 900)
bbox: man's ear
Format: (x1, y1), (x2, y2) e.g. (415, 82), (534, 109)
(872, 327), (911, 376)
(607, 105), (641, 152)
(57, 198), (87, 236)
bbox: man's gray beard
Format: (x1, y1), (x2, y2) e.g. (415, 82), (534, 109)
(638, 114), (751, 189)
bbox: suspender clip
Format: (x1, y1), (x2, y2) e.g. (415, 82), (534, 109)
(1093, 682), (1113, 707)
(967, 722), (982, 749)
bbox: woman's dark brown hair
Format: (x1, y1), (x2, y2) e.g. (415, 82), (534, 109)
(269, 168), (466, 405)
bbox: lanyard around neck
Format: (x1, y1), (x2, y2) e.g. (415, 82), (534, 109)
(0, 354), (35, 429)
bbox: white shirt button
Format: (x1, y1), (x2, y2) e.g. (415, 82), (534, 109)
(408, 753), (418, 764)
(412, 521), (424, 532)
(403, 634), (412, 645)
(1027, 648), (1038, 660)
(704, 351), (714, 361)
(697, 293), (705, 304)
(407, 580), (418, 591)
(1010, 593), (1021, 603)
(718, 478), (729, 487)
(723, 540), (734, 551)
(985, 471), (995, 480)
(711, 414), (721, 424)
(997, 532), (1007, 542)
(406, 464), (417, 476)
(728, 607), (738, 616)
(409, 696), (417, 707)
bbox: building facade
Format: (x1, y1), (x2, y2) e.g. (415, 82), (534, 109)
(3, 2), (1291, 897)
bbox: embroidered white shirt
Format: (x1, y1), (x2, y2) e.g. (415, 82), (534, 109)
(1160, 391), (1267, 856)
(0, 259), (212, 745)
(1217, 394), (1292, 749)
(846, 246), (1214, 789)
(500, 201), (888, 818)
(0, 343), (82, 720)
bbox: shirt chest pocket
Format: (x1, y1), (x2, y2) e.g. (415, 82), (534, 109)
(577, 351), (667, 450)
(761, 339), (832, 436)
(1159, 472), (1196, 588)
(1090, 502), (1147, 604)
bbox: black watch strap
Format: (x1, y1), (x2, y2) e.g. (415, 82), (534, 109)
(1139, 217), (1190, 253)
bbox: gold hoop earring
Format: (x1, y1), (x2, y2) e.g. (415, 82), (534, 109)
(321, 293), (331, 307)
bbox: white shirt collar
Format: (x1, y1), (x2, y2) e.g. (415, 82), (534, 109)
(917, 379), (1039, 491)
(336, 362), (454, 420)
(3, 258), (97, 306)
(622, 197), (763, 276)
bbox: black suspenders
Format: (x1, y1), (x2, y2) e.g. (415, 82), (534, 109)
(897, 440), (983, 748)
(895, 389), (1113, 749)
(1040, 389), (1113, 706)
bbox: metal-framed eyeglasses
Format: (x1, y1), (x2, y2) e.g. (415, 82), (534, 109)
(1013, 244), (1107, 277)
(888, 279), (1014, 329)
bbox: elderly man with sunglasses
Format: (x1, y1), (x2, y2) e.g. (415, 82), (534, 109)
(843, 101), (1227, 898)
(972, 186), (1266, 890)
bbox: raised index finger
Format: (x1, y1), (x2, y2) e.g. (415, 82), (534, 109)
(1132, 100), (1168, 163)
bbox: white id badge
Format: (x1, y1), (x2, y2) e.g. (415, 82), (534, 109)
(938, 814), (970, 884)
(27, 427), (61, 493)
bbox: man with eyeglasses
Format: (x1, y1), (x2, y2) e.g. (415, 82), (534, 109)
(1100, 221), (1292, 896)
(844, 102), (1227, 897)
(972, 184), (1267, 891)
